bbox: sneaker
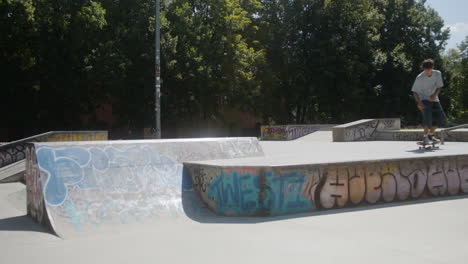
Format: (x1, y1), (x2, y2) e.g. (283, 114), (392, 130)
(423, 136), (430, 145)
(428, 134), (440, 142)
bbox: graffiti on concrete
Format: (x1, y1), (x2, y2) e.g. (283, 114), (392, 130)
(25, 147), (46, 225)
(386, 130), (468, 142)
(261, 125), (321, 140)
(187, 155), (468, 215)
(378, 119), (400, 130)
(336, 119), (468, 142)
(190, 167), (316, 215)
(334, 119), (400, 142)
(286, 126), (320, 141)
(26, 138), (263, 236)
(47, 132), (107, 142)
(207, 170), (261, 215)
(314, 156), (468, 209)
(261, 126), (287, 140)
(343, 120), (380, 141)
(31, 145), (189, 231)
(0, 143), (27, 168)
(390, 132), (422, 141)
(265, 170), (314, 215)
(1, 131), (107, 170)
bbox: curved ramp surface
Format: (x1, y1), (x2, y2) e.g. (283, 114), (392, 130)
(25, 138), (263, 238)
(0, 131), (107, 183)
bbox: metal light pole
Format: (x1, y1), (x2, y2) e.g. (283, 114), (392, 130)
(154, 0), (162, 139)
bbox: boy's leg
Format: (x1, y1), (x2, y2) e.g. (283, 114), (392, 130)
(429, 126), (439, 142)
(421, 100), (433, 143)
(429, 102), (447, 142)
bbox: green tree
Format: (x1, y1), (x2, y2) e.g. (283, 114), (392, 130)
(1, 0), (38, 137)
(257, 0), (384, 123)
(162, 0), (265, 125)
(372, 0), (450, 124)
(444, 35), (468, 122)
(0, 0), (458, 140)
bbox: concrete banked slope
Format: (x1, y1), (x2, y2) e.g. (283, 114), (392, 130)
(25, 138), (263, 238)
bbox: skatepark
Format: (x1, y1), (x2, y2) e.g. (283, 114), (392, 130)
(1, 119), (468, 263)
(3, 0), (468, 262)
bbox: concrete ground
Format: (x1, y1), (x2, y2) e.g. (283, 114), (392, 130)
(1, 132), (468, 264)
(1, 182), (468, 264)
(200, 132), (468, 166)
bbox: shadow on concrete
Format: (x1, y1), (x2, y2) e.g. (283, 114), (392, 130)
(183, 192), (468, 224)
(0, 215), (52, 234)
(406, 147), (443, 154)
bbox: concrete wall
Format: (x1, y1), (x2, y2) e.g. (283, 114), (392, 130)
(45, 132), (107, 142)
(25, 138), (263, 237)
(377, 129), (468, 142)
(261, 125), (334, 141)
(0, 131), (108, 170)
(261, 126), (287, 140)
(1, 131), (108, 183)
(0, 160), (25, 183)
(333, 119), (400, 142)
(185, 155), (468, 216)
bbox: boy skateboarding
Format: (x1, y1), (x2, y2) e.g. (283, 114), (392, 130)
(411, 59), (447, 145)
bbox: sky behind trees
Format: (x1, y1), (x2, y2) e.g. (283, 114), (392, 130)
(426, 0), (468, 50)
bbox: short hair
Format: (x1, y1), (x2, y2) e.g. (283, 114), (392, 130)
(422, 59), (434, 69)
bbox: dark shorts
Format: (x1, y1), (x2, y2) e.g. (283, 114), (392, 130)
(421, 100), (446, 128)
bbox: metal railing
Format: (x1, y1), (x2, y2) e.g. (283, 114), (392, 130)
(440, 124), (468, 145)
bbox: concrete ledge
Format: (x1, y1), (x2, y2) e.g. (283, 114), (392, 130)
(333, 119), (401, 142)
(0, 160), (25, 183)
(184, 154), (468, 216)
(1, 131), (108, 166)
(0, 131), (108, 183)
(377, 129), (468, 142)
(261, 124), (335, 141)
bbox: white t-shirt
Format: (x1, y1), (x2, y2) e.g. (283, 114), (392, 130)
(411, 70), (444, 102)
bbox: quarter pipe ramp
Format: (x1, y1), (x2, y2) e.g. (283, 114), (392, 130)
(25, 138), (263, 238)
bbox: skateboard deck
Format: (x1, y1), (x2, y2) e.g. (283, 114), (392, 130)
(417, 140), (440, 150)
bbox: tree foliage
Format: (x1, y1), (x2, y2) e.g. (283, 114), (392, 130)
(444, 35), (468, 122)
(0, 0), (462, 140)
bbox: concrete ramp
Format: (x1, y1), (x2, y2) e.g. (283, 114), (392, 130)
(261, 125), (334, 140)
(1, 131), (108, 183)
(0, 160), (25, 183)
(332, 118), (400, 142)
(332, 119), (468, 142)
(25, 138), (263, 238)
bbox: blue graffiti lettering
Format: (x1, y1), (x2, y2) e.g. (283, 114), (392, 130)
(207, 171), (260, 215)
(265, 170), (312, 214)
(37, 148), (89, 206)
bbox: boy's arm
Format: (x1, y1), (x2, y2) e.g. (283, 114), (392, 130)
(412, 78), (424, 110)
(430, 88), (442, 101)
(413, 92), (424, 110)
(430, 73), (444, 101)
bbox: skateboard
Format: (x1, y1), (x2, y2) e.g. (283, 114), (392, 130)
(417, 140), (440, 150)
